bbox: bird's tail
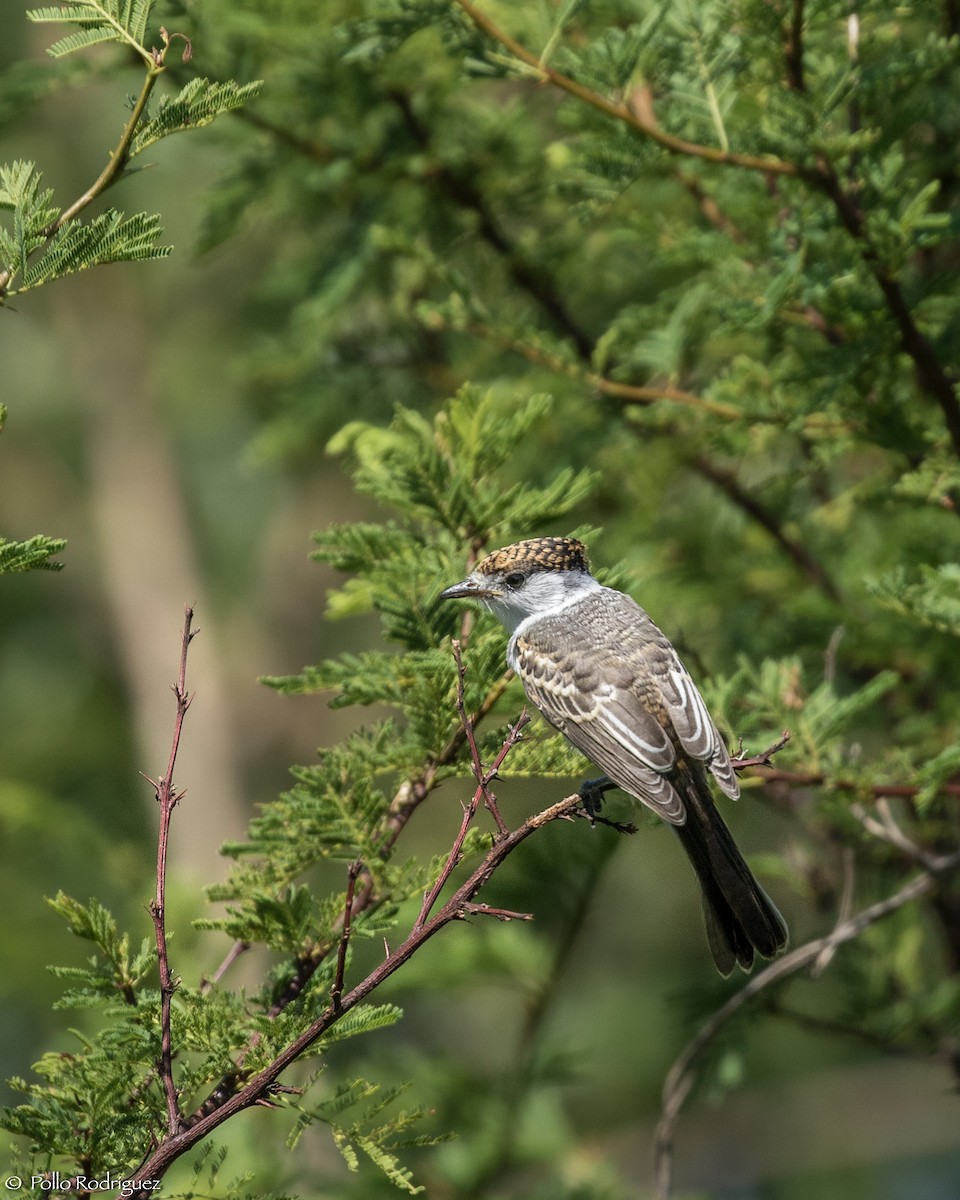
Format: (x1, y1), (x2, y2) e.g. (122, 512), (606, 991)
(674, 768), (788, 975)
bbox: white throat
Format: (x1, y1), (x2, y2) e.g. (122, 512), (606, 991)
(483, 570), (602, 637)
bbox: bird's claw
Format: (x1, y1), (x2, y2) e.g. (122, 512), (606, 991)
(578, 775), (615, 822)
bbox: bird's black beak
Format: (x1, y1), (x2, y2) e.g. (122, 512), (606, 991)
(439, 578), (495, 601)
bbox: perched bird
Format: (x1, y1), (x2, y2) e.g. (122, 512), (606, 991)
(440, 536), (787, 975)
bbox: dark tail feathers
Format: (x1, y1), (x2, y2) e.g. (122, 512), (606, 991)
(674, 770), (788, 975)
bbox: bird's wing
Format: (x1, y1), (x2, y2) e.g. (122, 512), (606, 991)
(512, 632), (687, 824)
(646, 647), (740, 800)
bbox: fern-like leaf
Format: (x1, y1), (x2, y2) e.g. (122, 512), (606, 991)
(28, 0), (155, 60)
(131, 78), (264, 157)
(0, 534), (66, 573)
(19, 209), (169, 292)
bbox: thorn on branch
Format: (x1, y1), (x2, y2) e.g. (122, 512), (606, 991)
(460, 902), (534, 921)
(732, 729), (791, 771)
(574, 807), (639, 835)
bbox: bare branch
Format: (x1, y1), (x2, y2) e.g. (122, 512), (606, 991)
(146, 604), (197, 1137)
(331, 859), (363, 1012)
(732, 730), (791, 771)
(415, 643), (530, 929)
(750, 766), (960, 802)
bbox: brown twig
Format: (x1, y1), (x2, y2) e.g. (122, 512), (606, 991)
(143, 604), (196, 1137)
(415, 646), (530, 929)
(200, 939), (250, 995)
(331, 859), (363, 1012)
(452, 639), (515, 837)
(653, 853), (960, 1200)
(731, 730), (791, 771)
(748, 766), (960, 802)
(461, 902), (533, 921)
(453, 0), (799, 177)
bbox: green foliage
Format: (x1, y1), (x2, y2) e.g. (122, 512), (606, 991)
(5, 2), (960, 1197)
(28, 0), (154, 63)
(131, 77), (264, 156)
(0, 533), (65, 573)
(868, 564), (960, 637)
(1, 3), (260, 302)
(0, 160), (168, 298)
(288, 1076), (451, 1194)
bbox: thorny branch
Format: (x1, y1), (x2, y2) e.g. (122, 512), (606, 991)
(416, 643), (530, 929)
(144, 604), (197, 1137)
(119, 657), (581, 1195)
(731, 729), (791, 771)
(330, 859), (363, 1012)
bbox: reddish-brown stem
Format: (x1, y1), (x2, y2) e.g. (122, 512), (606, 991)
(331, 859), (363, 1012)
(751, 766), (960, 801)
(415, 645), (529, 929)
(451, 638), (515, 837)
(453, 0), (798, 177)
(145, 604), (196, 1137)
(731, 730), (791, 771)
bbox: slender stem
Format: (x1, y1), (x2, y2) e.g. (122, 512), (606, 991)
(147, 604), (196, 1137)
(331, 859), (363, 1011)
(51, 63), (163, 233)
(416, 644), (529, 928)
(0, 38), (167, 299)
(750, 765), (960, 801)
(453, 0), (799, 177)
(424, 313), (746, 420)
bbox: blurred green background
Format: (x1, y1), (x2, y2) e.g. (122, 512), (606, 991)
(2, 1), (960, 1196)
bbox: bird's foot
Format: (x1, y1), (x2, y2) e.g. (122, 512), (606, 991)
(578, 775), (616, 822)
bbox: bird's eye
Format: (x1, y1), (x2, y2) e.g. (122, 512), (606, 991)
(504, 572), (525, 590)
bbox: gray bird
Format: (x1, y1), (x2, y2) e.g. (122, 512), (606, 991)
(440, 536), (787, 974)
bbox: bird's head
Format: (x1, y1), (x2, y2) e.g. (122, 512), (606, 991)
(440, 537), (597, 632)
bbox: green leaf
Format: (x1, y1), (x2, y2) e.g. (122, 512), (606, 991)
(0, 534), (65, 573)
(131, 78), (264, 157)
(28, 0), (155, 59)
(19, 209), (170, 292)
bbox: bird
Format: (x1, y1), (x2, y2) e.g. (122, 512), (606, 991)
(439, 535), (787, 975)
